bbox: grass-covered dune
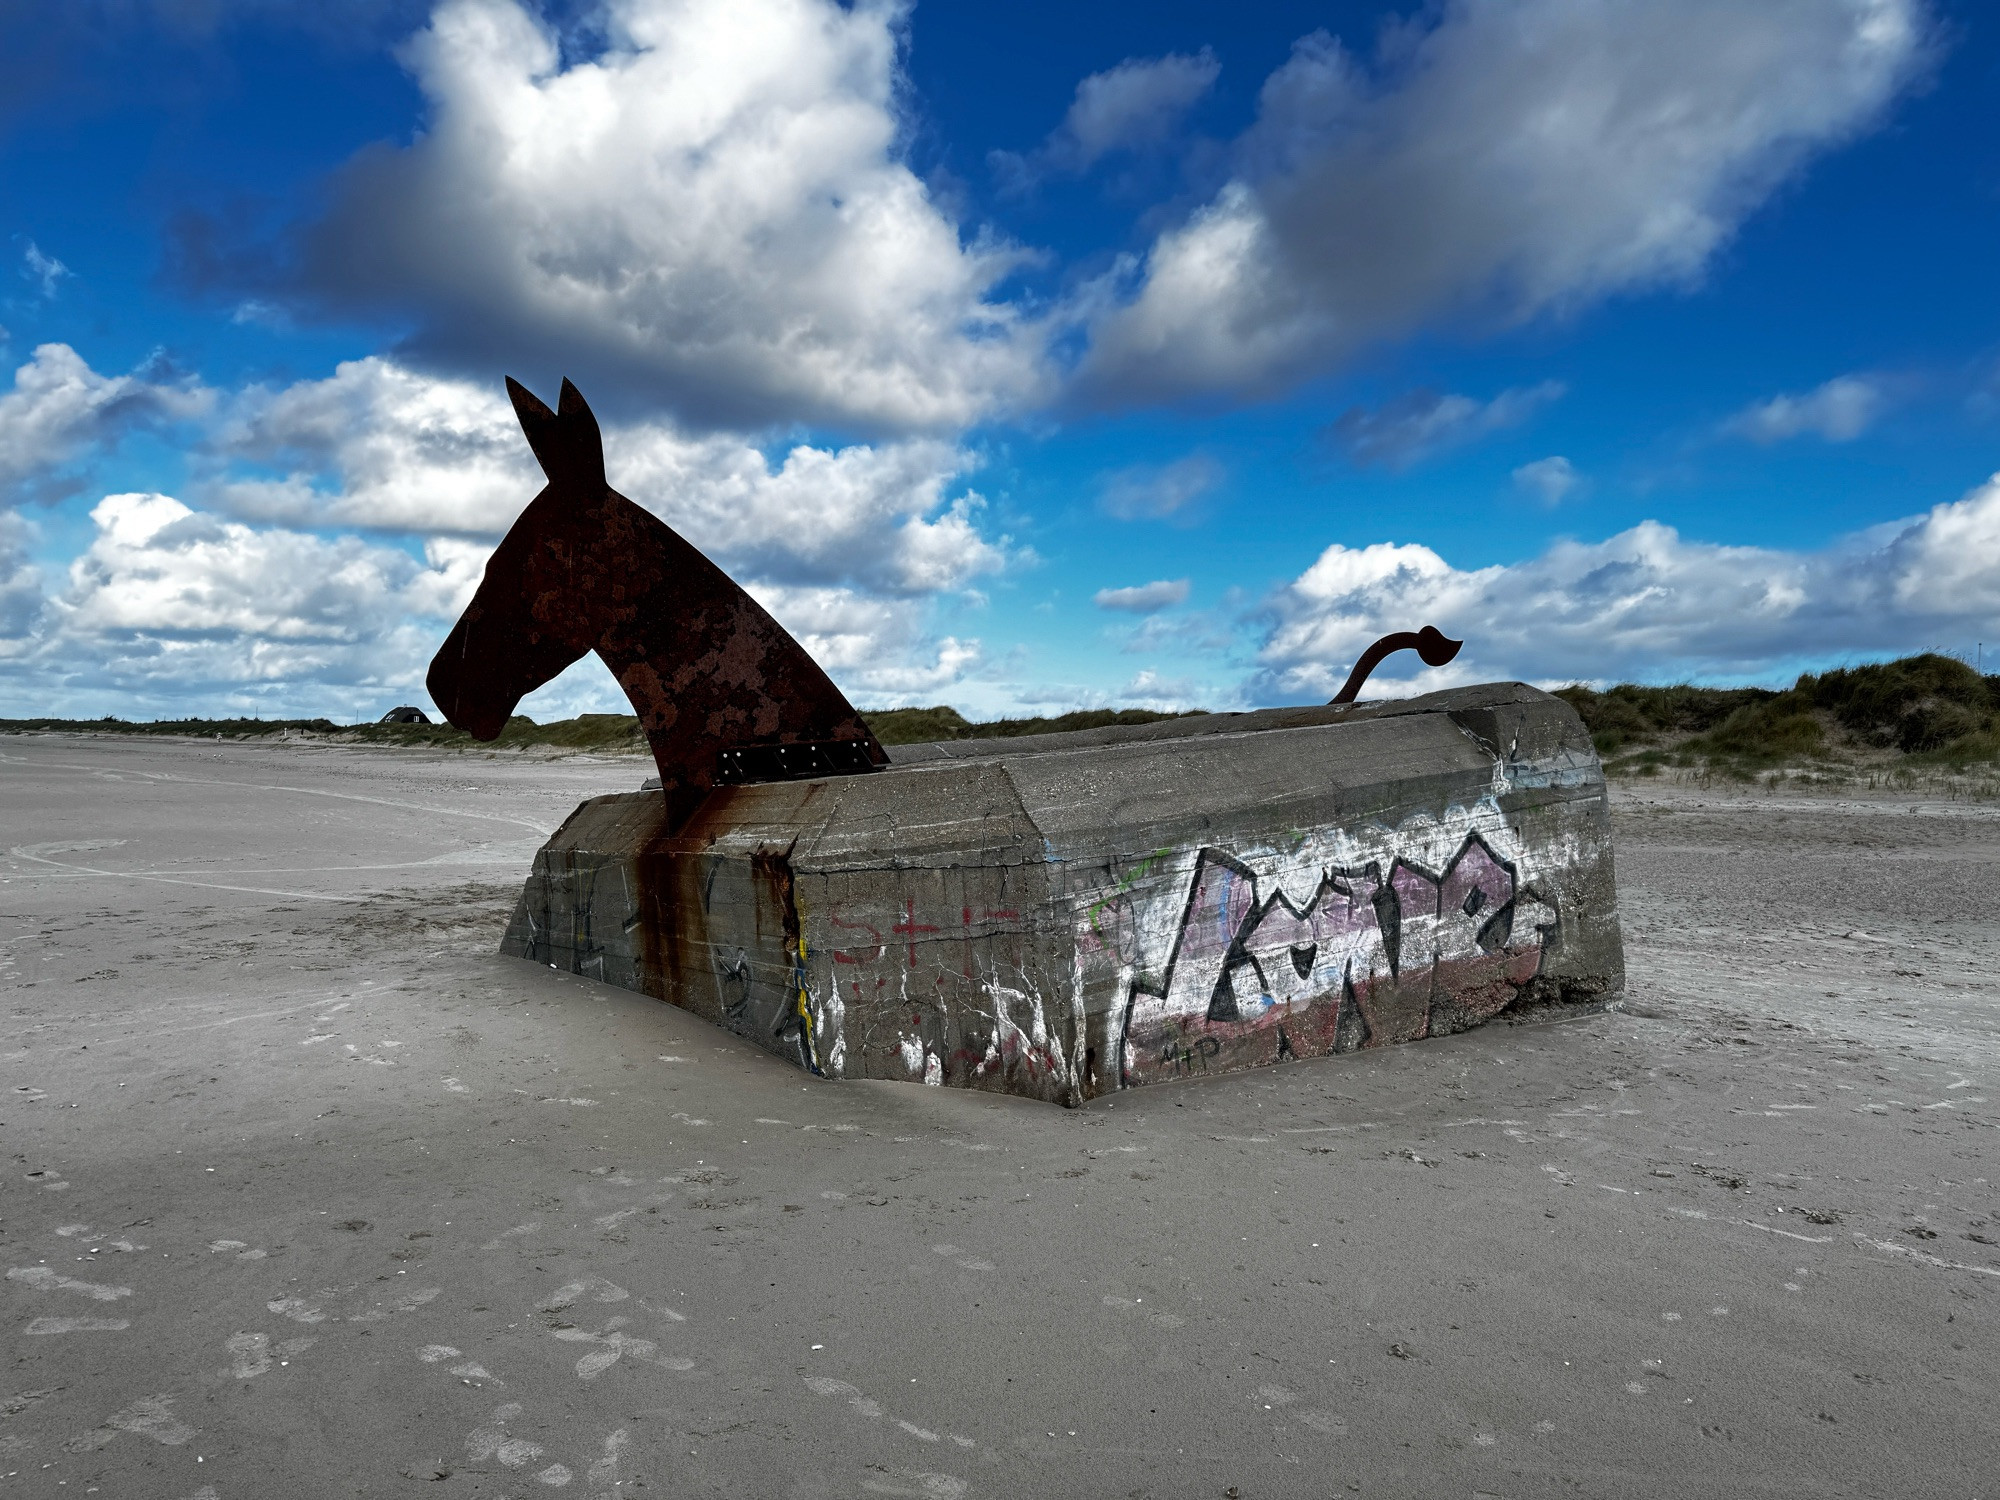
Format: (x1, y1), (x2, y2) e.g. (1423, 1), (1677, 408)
(0, 705), (1189, 752)
(1556, 652), (2000, 778)
(8, 653), (1996, 785)
(0, 711), (653, 753)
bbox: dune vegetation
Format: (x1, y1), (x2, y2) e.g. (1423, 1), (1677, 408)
(0, 705), (1187, 752)
(9, 654), (1998, 788)
(1555, 652), (2000, 782)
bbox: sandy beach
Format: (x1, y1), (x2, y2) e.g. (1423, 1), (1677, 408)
(3, 735), (1994, 1498)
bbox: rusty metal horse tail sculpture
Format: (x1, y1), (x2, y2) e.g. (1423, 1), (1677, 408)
(1329, 625), (1463, 705)
(427, 378), (886, 826)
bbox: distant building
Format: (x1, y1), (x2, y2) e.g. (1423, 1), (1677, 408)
(380, 706), (432, 725)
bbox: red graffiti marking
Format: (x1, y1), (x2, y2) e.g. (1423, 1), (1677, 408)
(829, 912), (884, 965)
(958, 906), (1021, 928)
(893, 900), (940, 968)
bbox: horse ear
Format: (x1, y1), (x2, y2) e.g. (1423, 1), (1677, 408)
(556, 379), (606, 484)
(506, 377), (561, 471)
(507, 376), (606, 491)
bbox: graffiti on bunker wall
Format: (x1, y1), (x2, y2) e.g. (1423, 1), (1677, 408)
(1109, 821), (1558, 1089)
(806, 804), (1566, 1097)
(813, 890), (1068, 1092)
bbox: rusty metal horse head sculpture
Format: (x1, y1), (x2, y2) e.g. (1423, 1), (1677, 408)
(428, 378), (885, 821)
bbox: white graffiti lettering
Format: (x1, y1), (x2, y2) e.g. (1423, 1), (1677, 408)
(1120, 831), (1555, 1086)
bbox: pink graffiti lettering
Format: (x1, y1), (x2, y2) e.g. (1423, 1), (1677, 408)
(1121, 833), (1552, 1087)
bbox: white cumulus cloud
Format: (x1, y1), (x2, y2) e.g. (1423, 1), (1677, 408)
(609, 423), (1004, 597)
(267, 0), (1046, 433)
(1057, 49), (1219, 167)
(1328, 381), (1565, 469)
(1094, 578), (1191, 614)
(0, 491), (482, 719)
(59, 492), (475, 641)
(743, 581), (981, 705)
(21, 242), (71, 299)
(208, 357), (538, 534)
(1512, 456), (1582, 506)
(1, 349), (1013, 717)
(1, 343), (212, 493)
(205, 357), (1010, 598)
(0, 507), (40, 643)
(1077, 0), (1932, 404)
(1098, 453), (1223, 523)
(998, 49), (1220, 186)
(1724, 374), (1886, 442)
(1253, 470), (2000, 701)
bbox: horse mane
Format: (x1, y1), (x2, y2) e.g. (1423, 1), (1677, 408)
(427, 378), (885, 823)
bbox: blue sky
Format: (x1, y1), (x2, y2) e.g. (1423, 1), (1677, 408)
(2, 0), (1997, 722)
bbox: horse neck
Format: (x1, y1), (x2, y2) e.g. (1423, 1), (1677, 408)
(595, 639), (676, 730)
(560, 499), (693, 777)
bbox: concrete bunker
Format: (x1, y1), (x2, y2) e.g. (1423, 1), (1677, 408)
(499, 683), (1622, 1105)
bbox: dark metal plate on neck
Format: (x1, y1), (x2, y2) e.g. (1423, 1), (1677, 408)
(715, 739), (886, 785)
